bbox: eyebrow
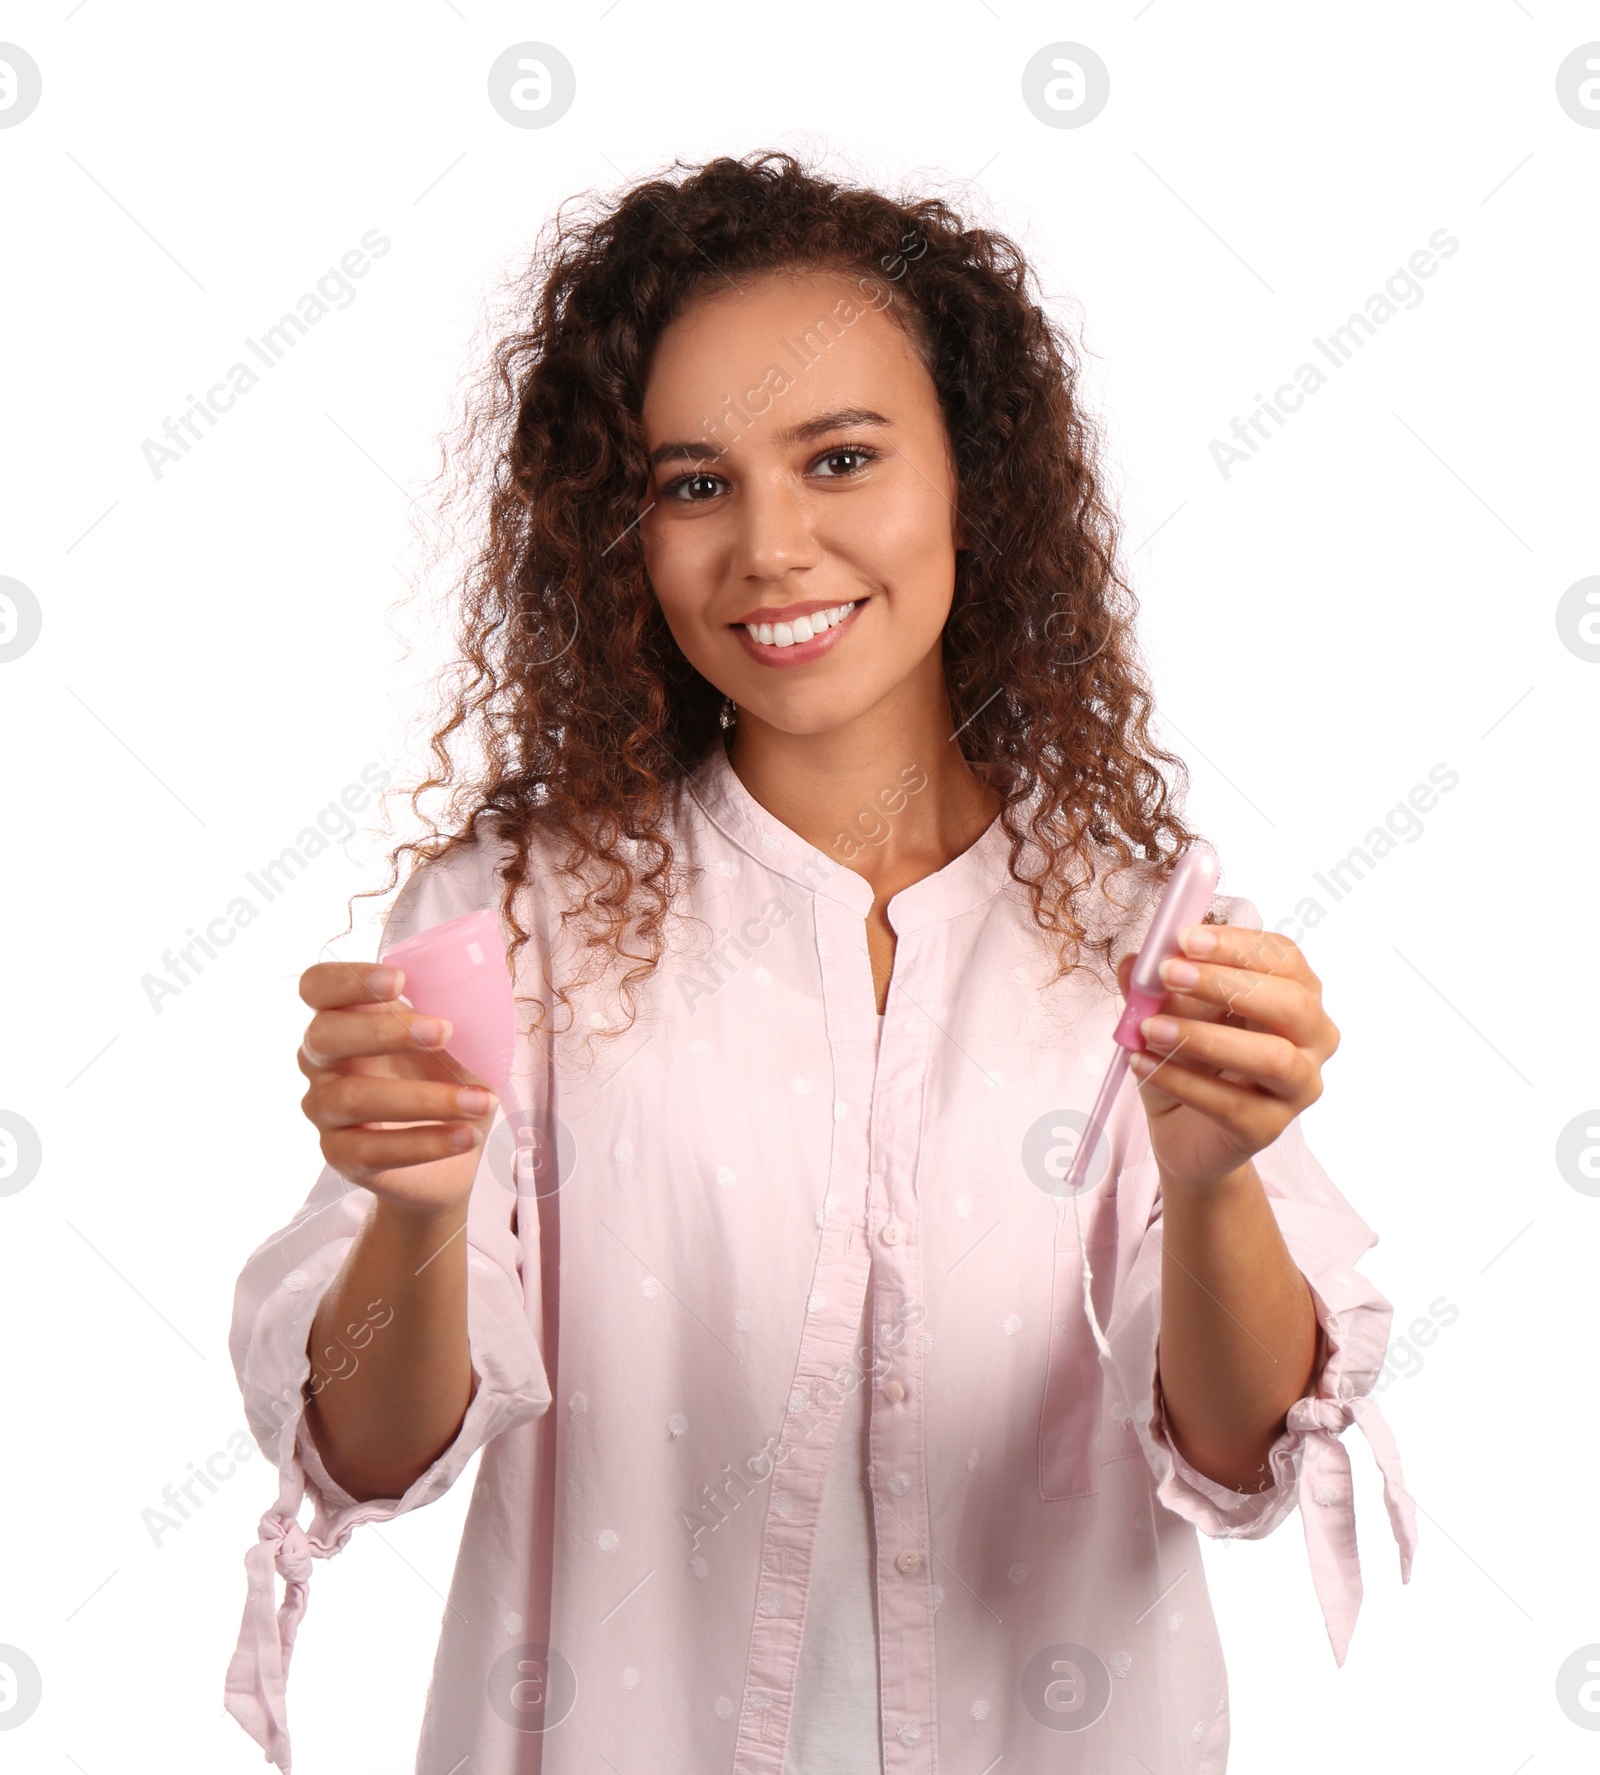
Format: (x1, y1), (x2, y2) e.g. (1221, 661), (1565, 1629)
(647, 406), (893, 470)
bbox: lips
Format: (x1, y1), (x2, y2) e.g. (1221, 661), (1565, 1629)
(730, 597), (866, 668)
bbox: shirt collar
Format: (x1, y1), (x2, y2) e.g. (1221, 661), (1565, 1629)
(685, 738), (1014, 933)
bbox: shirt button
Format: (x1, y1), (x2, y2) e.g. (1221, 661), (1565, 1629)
(882, 1380), (906, 1402)
(880, 1221), (905, 1246)
(895, 1550), (923, 1575)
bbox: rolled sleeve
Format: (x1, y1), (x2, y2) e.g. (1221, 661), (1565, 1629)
(1133, 1114), (1385, 1535)
(1106, 1099), (1418, 1664)
(234, 1161), (552, 1532)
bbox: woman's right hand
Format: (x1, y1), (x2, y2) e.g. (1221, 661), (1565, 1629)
(297, 959), (497, 1218)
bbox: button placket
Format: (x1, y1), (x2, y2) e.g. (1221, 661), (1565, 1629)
(863, 919), (944, 1761)
(734, 891), (880, 1774)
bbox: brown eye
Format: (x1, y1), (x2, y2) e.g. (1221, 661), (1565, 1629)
(663, 470), (725, 502)
(811, 446), (877, 478)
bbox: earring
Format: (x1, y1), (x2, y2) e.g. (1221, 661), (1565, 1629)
(719, 695), (737, 730)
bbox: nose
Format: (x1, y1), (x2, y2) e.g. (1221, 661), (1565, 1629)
(729, 469), (825, 583)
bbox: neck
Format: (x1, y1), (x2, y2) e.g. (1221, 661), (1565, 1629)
(724, 652), (1002, 897)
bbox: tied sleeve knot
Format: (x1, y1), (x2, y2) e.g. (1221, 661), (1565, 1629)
(273, 1518), (313, 1585)
(223, 1501), (325, 1774)
(1284, 1389), (1418, 1665)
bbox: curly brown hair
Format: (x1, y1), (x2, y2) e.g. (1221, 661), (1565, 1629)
(349, 147), (1218, 1042)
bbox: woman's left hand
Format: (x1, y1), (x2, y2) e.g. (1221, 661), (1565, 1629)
(1115, 924), (1339, 1190)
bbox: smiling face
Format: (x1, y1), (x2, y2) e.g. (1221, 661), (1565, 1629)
(637, 268), (966, 740)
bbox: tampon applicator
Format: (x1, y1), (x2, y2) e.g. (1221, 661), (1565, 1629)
(1062, 845), (1221, 1359)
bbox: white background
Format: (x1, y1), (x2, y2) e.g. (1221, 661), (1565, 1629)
(2, 3), (1597, 1771)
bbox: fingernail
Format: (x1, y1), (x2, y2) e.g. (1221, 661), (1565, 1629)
(1179, 925), (1218, 956)
(450, 1125), (476, 1150)
(1160, 957), (1200, 987)
(1142, 1016), (1180, 1045)
(367, 967), (402, 997)
(457, 1087), (492, 1115)
(413, 1017), (451, 1046)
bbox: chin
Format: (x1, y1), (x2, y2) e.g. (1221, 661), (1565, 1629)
(735, 697), (856, 736)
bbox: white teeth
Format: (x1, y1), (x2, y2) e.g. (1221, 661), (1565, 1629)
(743, 601), (858, 649)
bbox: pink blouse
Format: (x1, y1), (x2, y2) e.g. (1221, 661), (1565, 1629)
(224, 740), (1417, 1773)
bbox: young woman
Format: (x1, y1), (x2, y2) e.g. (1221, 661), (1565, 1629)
(224, 151), (1415, 1774)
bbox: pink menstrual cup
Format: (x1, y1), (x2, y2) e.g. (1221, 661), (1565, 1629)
(379, 907), (524, 1139)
